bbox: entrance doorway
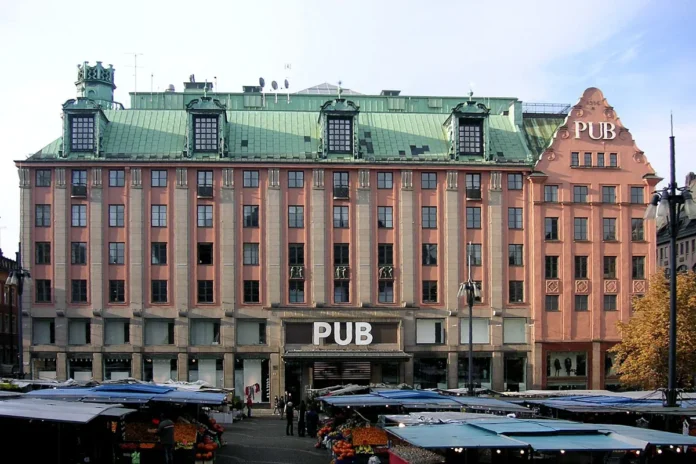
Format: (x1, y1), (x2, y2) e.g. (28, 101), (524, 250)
(312, 361), (371, 390)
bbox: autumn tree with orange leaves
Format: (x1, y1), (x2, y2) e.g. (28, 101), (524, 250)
(610, 271), (696, 390)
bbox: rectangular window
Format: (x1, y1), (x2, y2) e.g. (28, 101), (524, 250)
(71, 205), (87, 227)
(632, 256), (645, 279)
(508, 207), (523, 229)
(609, 153), (618, 167)
(194, 115), (219, 151)
(197, 205), (213, 227)
(378, 281), (394, 303)
(35, 242), (51, 265)
(288, 206), (304, 228)
(465, 173), (482, 199)
(327, 117), (353, 153)
(507, 173), (523, 190)
(421, 172), (437, 189)
(109, 205), (125, 227)
(459, 119), (483, 155)
(72, 169), (87, 186)
(509, 281), (524, 303)
(378, 206), (393, 228)
(243, 205), (259, 227)
(602, 186), (616, 203)
(197, 243), (213, 265)
(151, 170), (167, 187)
(545, 256), (559, 279)
(71, 242), (87, 265)
(377, 172), (393, 189)
(109, 169), (125, 187)
(422, 244), (437, 266)
(422, 206), (437, 229)
(33, 318), (56, 344)
(631, 218), (644, 241)
(109, 280), (125, 303)
(575, 295), (589, 311)
(104, 319), (130, 345)
(460, 318), (490, 344)
(243, 243), (259, 265)
(190, 319), (221, 345)
(288, 171), (304, 188)
(289, 281), (305, 303)
(144, 319), (175, 345)
(503, 318), (527, 344)
(334, 244), (350, 265)
(109, 242), (125, 264)
(545, 217), (559, 240)
(237, 320), (267, 345)
(68, 319), (91, 345)
(36, 169), (51, 187)
(597, 152), (605, 167)
(151, 280), (168, 303)
(571, 152), (579, 167)
(467, 243), (482, 266)
(35, 280), (52, 303)
(289, 243), (305, 265)
(604, 294), (617, 311)
(197, 280), (214, 303)
(243, 170), (259, 187)
(603, 218), (617, 240)
(333, 171), (349, 198)
(35, 205), (51, 227)
(70, 115), (95, 151)
(151, 242), (167, 265)
(509, 244), (523, 266)
(574, 186), (589, 203)
(466, 207), (481, 228)
(630, 187), (644, 204)
(545, 295), (559, 312)
(71, 279), (87, 303)
(574, 217), (588, 240)
(422, 281), (438, 303)
(378, 244), (393, 266)
(583, 152), (592, 166)
(544, 185), (558, 202)
(244, 280), (260, 303)
(151, 205), (167, 227)
(416, 319), (445, 344)
(604, 256), (617, 279)
(334, 281), (350, 303)
(575, 256), (588, 279)
(333, 206), (349, 228)
(197, 170), (213, 186)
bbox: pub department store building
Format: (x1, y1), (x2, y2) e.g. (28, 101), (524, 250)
(15, 61), (658, 402)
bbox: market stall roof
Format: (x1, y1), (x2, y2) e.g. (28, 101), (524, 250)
(450, 397), (529, 414)
(25, 384), (226, 405)
(597, 424), (696, 446)
(524, 395), (696, 415)
(381, 412), (503, 425)
(0, 390), (24, 399)
(520, 434), (641, 452)
(283, 350), (411, 360)
(386, 423), (526, 449)
(0, 398), (135, 423)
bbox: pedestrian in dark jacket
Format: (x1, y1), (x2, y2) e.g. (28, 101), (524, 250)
(278, 397), (285, 420)
(297, 400), (306, 437)
(306, 407), (319, 438)
(285, 401), (294, 436)
(149, 414), (175, 464)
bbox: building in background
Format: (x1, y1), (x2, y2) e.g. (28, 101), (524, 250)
(0, 250), (19, 373)
(656, 173), (696, 275)
(14, 61), (658, 397)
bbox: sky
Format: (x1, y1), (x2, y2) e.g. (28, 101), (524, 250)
(0, 0), (694, 257)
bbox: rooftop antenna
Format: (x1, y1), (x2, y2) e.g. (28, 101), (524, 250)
(150, 73), (154, 103)
(214, 76), (218, 93)
(285, 78), (290, 103)
(203, 79), (208, 98)
(272, 80), (278, 103)
(468, 82), (475, 101)
(337, 80), (343, 99)
(259, 77), (266, 106)
(284, 63), (292, 103)
(124, 52), (143, 100)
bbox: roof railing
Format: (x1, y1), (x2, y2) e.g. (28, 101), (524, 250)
(522, 102), (571, 115)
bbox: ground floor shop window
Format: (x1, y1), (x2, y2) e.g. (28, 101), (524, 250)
(414, 357), (447, 389)
(31, 356), (56, 380)
(143, 358), (177, 383)
(68, 356), (92, 381)
(381, 362), (401, 385)
(546, 351), (588, 389)
(504, 353), (527, 392)
(104, 357), (132, 380)
(457, 355), (491, 388)
(235, 358), (270, 403)
(189, 358), (223, 387)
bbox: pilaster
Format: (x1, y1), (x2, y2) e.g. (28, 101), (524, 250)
(54, 168), (68, 311)
(92, 352), (103, 381)
(221, 168), (236, 312)
(266, 168), (282, 305)
(533, 342), (543, 389)
(18, 168), (32, 317)
(131, 352), (143, 380)
(311, 169), (326, 305)
(128, 168), (144, 311)
(90, 171), (104, 311)
(177, 352), (188, 382)
(444, 171), (460, 312)
(491, 351), (504, 391)
(175, 168), (190, 312)
(447, 351), (458, 389)
(356, 169), (372, 305)
(56, 352), (67, 381)
(404, 357), (414, 385)
(399, 171), (415, 305)
(223, 352), (235, 389)
(591, 341), (602, 389)
(488, 172), (503, 313)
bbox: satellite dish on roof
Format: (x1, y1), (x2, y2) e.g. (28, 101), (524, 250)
(259, 77), (265, 89)
(284, 79), (290, 89)
(271, 80), (278, 91)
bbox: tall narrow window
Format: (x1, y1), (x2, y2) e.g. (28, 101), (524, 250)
(379, 281), (394, 303)
(71, 279), (88, 303)
(465, 173), (481, 199)
(604, 256), (617, 279)
(545, 217), (559, 240)
(334, 244), (350, 266)
(197, 205), (213, 227)
(631, 187), (644, 204)
(151, 170), (168, 187)
(243, 205), (259, 227)
(197, 243), (213, 265)
(508, 207), (523, 229)
(378, 206), (393, 228)
(609, 153), (618, 167)
(575, 295), (589, 311)
(70, 115), (95, 151)
(71, 242), (87, 264)
(36, 280), (52, 303)
(334, 281), (350, 303)
(544, 185), (558, 202)
(575, 256), (588, 279)
(603, 295), (617, 311)
(545, 256), (559, 279)
(597, 152), (605, 167)
(327, 117), (353, 153)
(545, 295), (559, 312)
(333, 206), (349, 228)
(35, 205), (51, 227)
(574, 218), (588, 240)
(151, 205), (167, 227)
(72, 205), (87, 227)
(109, 242), (125, 264)
(583, 152), (592, 166)
(109, 280), (125, 303)
(459, 119), (483, 155)
(36, 169), (52, 187)
(422, 207), (437, 229)
(509, 244), (523, 266)
(602, 186), (616, 203)
(333, 171), (349, 198)
(288, 244), (305, 265)
(467, 243), (482, 266)
(631, 218), (644, 241)
(509, 281), (524, 303)
(507, 173), (523, 190)
(288, 206), (304, 228)
(109, 204), (125, 227)
(422, 281), (438, 303)
(632, 256), (645, 279)
(571, 152), (579, 167)
(197, 280), (214, 303)
(243, 170), (259, 187)
(466, 207), (481, 229)
(288, 171), (304, 188)
(422, 244), (437, 266)
(194, 116), (218, 151)
(378, 244), (393, 266)
(244, 281), (260, 303)
(35, 242), (51, 265)
(151, 243), (167, 265)
(109, 169), (125, 187)
(421, 172), (437, 189)
(603, 218), (617, 240)
(377, 172), (393, 189)
(289, 281), (305, 303)
(243, 243), (260, 265)
(573, 186), (589, 203)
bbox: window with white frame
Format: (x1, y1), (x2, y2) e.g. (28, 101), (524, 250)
(416, 319), (445, 344)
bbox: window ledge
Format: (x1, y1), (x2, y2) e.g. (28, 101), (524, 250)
(574, 240), (591, 243)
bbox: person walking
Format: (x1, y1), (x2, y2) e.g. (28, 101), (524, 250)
(285, 401), (294, 436)
(272, 396), (280, 415)
(278, 396), (285, 420)
(297, 400), (306, 437)
(246, 395), (253, 418)
(149, 414), (175, 464)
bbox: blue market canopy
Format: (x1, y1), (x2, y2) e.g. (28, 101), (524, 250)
(0, 398), (135, 423)
(25, 384), (226, 405)
(386, 423), (526, 449)
(520, 434), (641, 452)
(525, 394), (696, 415)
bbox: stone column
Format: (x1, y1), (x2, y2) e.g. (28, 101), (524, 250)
(591, 341), (602, 389)
(90, 168), (104, 310)
(404, 358), (414, 386)
(220, 168), (236, 311)
(311, 169), (326, 305)
(276, 352), (286, 399)
(56, 352), (67, 381)
(266, 168), (282, 305)
(444, 171), (460, 311)
(223, 352), (235, 389)
(128, 168), (144, 312)
(174, 168), (190, 312)
(92, 352), (103, 381)
(270, 352), (281, 401)
(399, 171), (415, 305)
(491, 351), (504, 391)
(447, 351), (458, 389)
(18, 168), (32, 375)
(533, 342), (544, 389)
(356, 169), (372, 305)
(488, 172), (503, 314)
(54, 168), (68, 312)
(132, 353), (143, 380)
(178, 352), (188, 382)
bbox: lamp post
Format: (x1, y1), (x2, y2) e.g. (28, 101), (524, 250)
(643, 125), (696, 407)
(4, 245), (30, 379)
(458, 242), (481, 397)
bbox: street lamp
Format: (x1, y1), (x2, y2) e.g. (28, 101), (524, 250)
(458, 242), (482, 397)
(643, 124), (696, 407)
(4, 266), (30, 379)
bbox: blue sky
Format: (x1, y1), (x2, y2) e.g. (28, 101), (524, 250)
(0, 0), (694, 255)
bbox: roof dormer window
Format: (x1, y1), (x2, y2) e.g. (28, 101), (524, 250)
(194, 115), (219, 152)
(459, 118), (483, 156)
(327, 116), (353, 154)
(70, 115), (95, 152)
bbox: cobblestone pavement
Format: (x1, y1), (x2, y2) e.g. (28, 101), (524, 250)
(217, 416), (328, 464)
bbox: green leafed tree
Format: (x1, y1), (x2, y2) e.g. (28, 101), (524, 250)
(610, 271), (696, 390)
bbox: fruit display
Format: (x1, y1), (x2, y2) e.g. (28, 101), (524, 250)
(354, 445), (374, 455)
(174, 423), (197, 444)
(123, 422), (157, 442)
(332, 440), (355, 460)
(351, 427), (387, 446)
(389, 445), (445, 464)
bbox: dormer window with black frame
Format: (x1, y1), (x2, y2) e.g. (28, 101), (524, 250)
(327, 117), (353, 154)
(70, 115), (95, 151)
(193, 115), (219, 152)
(459, 119), (483, 155)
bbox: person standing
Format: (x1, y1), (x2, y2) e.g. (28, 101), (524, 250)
(306, 407), (319, 438)
(297, 400), (306, 437)
(273, 396), (280, 415)
(246, 395), (253, 418)
(285, 401), (294, 436)
(149, 414), (175, 464)
(278, 396), (285, 420)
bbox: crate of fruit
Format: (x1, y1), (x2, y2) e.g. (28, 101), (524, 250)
(351, 427), (388, 446)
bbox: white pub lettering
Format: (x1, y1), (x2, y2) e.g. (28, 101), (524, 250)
(574, 121), (616, 140)
(312, 322), (373, 345)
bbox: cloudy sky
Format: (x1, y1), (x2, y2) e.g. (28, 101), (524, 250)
(0, 0), (694, 256)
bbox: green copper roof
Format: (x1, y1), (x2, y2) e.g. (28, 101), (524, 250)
(522, 116), (565, 159)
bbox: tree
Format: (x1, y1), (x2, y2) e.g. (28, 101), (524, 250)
(611, 271), (696, 390)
